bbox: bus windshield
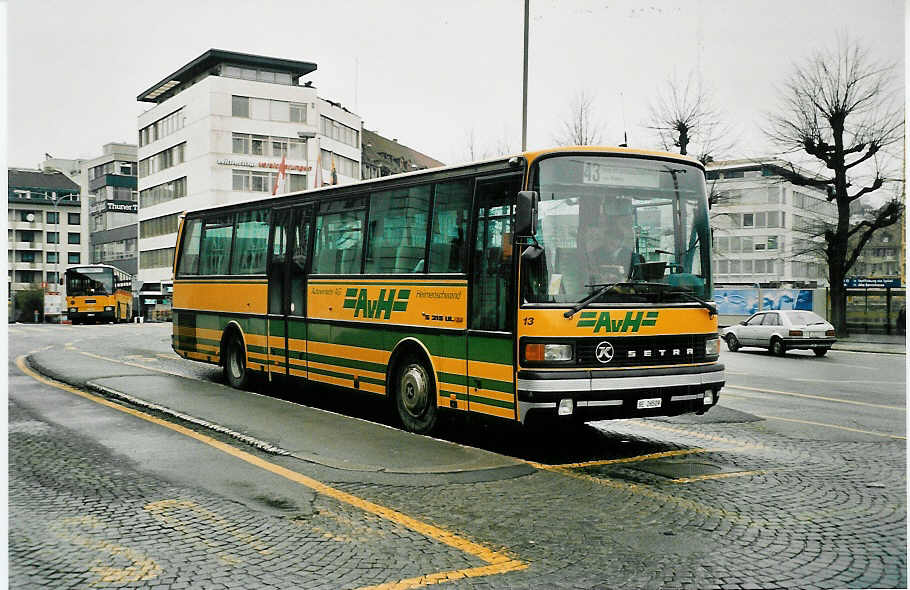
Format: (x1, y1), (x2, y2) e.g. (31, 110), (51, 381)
(67, 268), (114, 296)
(524, 155), (711, 304)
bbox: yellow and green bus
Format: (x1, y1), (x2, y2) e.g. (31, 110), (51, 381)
(65, 264), (134, 324)
(172, 146), (724, 433)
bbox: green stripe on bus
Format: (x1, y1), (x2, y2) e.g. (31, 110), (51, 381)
(468, 394), (515, 410)
(472, 377), (514, 394)
(438, 372), (468, 387)
(307, 352), (386, 375)
(468, 335), (513, 365)
(308, 365), (352, 381)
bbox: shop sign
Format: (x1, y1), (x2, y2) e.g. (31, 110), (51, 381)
(217, 158), (311, 172)
(844, 277), (901, 288)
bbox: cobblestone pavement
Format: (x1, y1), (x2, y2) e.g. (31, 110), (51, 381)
(331, 417), (906, 590)
(9, 398), (492, 589)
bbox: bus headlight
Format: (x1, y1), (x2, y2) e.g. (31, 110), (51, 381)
(525, 343), (574, 362)
(705, 337), (720, 356)
(69, 308), (77, 314)
(104, 306), (114, 312)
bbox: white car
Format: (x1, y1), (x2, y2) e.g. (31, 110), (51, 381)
(722, 310), (837, 357)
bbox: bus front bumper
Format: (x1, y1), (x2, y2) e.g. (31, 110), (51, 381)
(515, 364), (725, 423)
(67, 309), (116, 322)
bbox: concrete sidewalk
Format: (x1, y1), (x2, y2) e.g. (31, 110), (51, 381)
(831, 333), (906, 355)
(26, 350), (533, 483)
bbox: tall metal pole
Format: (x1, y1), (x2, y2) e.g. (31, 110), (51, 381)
(521, 0), (529, 151)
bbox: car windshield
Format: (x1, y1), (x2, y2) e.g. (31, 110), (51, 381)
(783, 310), (825, 325)
(522, 155), (711, 305)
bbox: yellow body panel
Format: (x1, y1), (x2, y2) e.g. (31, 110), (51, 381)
(173, 280), (267, 315)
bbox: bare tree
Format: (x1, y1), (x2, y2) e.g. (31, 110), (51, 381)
(766, 37), (903, 334)
(553, 90), (603, 146)
(648, 74), (733, 165)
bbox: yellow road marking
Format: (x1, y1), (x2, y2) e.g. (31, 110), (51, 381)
(49, 515), (161, 584)
(756, 415), (906, 440)
(670, 470), (772, 484)
(533, 448), (709, 470)
(725, 384), (904, 411)
(16, 356), (527, 587)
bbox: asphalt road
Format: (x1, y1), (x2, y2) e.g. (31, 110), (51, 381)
(7, 322), (907, 589)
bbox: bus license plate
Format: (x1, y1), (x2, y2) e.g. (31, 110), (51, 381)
(637, 397), (662, 409)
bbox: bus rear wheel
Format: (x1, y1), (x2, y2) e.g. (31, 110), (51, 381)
(223, 331), (250, 389)
(394, 354), (438, 434)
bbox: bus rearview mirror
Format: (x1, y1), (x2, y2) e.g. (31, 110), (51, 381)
(515, 191), (539, 238)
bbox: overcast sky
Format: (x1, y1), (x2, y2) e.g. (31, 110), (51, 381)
(5, 0), (905, 177)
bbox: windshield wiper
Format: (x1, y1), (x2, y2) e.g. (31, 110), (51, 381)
(663, 288), (717, 317)
(564, 282), (625, 318)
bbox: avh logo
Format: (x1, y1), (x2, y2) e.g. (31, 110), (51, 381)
(343, 288), (410, 319)
(576, 310), (658, 333)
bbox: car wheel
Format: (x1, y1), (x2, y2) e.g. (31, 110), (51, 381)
(725, 333), (741, 352)
(223, 331), (250, 389)
(394, 353), (438, 435)
(813, 348), (829, 357)
(770, 338), (786, 356)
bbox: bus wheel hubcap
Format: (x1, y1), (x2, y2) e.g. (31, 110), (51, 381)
(400, 365), (428, 417)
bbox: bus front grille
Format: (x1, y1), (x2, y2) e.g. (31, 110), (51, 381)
(575, 334), (711, 368)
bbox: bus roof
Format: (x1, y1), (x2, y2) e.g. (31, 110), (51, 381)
(183, 146), (704, 217)
(65, 264), (130, 275)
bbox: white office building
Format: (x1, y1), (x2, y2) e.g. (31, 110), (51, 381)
(136, 49), (363, 300)
(707, 158), (836, 288)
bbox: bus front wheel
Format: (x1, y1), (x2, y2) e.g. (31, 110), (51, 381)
(395, 354), (438, 434)
(223, 332), (250, 389)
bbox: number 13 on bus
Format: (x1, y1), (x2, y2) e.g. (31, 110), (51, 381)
(172, 146), (724, 434)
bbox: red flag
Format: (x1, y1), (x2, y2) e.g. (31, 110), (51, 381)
(272, 154), (287, 195)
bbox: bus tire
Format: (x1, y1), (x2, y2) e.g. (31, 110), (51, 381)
(223, 330), (250, 389)
(394, 353), (438, 434)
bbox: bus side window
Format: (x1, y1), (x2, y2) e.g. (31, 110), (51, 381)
(365, 186), (430, 274)
(231, 208), (270, 275)
(312, 210), (365, 274)
(176, 219), (202, 276)
(428, 179), (471, 273)
(198, 214), (235, 276)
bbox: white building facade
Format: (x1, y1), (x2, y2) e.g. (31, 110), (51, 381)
(136, 49), (362, 296)
(707, 159), (836, 288)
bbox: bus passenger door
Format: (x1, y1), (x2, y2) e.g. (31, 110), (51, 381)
(286, 205), (312, 380)
(267, 208), (292, 380)
(467, 175), (520, 421)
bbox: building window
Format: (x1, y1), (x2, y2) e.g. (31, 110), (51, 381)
(68, 232), (81, 244)
(320, 149), (359, 179)
(46, 232), (59, 244)
(20, 251), (36, 263)
(139, 108), (184, 147)
(232, 133), (250, 154)
(140, 213), (180, 239)
(231, 133), (305, 159)
(19, 210), (36, 222)
(742, 213), (754, 227)
(46, 271), (59, 284)
(320, 115), (359, 148)
(68, 213), (80, 225)
(140, 177), (187, 208)
(68, 252), (81, 264)
(139, 247), (175, 269)
(138, 142), (186, 178)
(290, 102), (307, 123)
(767, 236), (778, 250)
(46, 211), (59, 224)
(47, 252), (59, 263)
(232, 95), (250, 118)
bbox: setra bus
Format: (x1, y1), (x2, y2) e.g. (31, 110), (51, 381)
(171, 146), (724, 433)
(65, 264), (134, 324)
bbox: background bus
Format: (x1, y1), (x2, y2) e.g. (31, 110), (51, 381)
(65, 264), (133, 324)
(172, 146), (723, 434)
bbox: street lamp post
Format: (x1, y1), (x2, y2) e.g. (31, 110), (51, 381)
(521, 0), (529, 151)
(297, 130), (319, 188)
